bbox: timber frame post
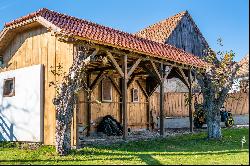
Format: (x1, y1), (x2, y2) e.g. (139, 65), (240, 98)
(147, 96), (151, 130)
(187, 69), (193, 133)
(122, 54), (128, 140)
(149, 60), (171, 136)
(106, 51), (142, 140)
(177, 67), (193, 133)
(86, 73), (92, 136)
(159, 63), (165, 136)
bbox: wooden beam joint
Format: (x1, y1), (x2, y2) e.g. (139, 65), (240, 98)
(106, 51), (124, 77)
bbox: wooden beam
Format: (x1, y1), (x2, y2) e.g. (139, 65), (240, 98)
(75, 43), (205, 70)
(159, 63), (165, 136)
(122, 54), (128, 140)
(128, 74), (136, 88)
(95, 45), (203, 70)
(136, 80), (149, 99)
(119, 78), (123, 123)
(87, 73), (92, 136)
(188, 69), (193, 133)
(127, 58), (142, 78)
(150, 60), (161, 82)
(90, 48), (100, 58)
(106, 51), (124, 77)
(177, 67), (190, 89)
(108, 76), (121, 95)
(141, 63), (161, 83)
(87, 66), (114, 72)
(176, 72), (189, 88)
(148, 83), (160, 97)
(89, 71), (105, 91)
(147, 96), (151, 130)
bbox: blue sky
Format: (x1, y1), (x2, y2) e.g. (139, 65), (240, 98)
(0, 0), (248, 62)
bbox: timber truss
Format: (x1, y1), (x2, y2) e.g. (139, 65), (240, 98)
(73, 40), (199, 142)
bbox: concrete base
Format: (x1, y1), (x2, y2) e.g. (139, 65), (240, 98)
(158, 114), (249, 129)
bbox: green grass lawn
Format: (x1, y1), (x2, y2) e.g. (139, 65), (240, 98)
(0, 128), (249, 165)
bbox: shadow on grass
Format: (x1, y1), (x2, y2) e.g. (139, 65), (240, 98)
(0, 149), (247, 165)
(0, 128), (248, 165)
(0, 156), (133, 163)
(83, 136), (248, 153)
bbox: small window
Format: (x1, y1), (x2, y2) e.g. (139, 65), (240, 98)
(3, 78), (15, 97)
(132, 88), (139, 102)
(102, 78), (112, 102)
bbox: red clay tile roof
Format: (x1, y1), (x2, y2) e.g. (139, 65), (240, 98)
(4, 8), (207, 68)
(135, 11), (209, 48)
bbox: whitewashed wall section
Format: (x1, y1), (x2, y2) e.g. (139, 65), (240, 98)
(0, 64), (44, 142)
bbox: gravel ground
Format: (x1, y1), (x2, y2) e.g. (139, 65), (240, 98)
(79, 125), (249, 147)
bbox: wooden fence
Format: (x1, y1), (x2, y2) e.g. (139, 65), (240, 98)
(150, 92), (249, 117)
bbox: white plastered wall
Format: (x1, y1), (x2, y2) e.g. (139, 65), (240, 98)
(0, 64), (43, 142)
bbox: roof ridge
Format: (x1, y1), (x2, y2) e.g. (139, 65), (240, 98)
(36, 8), (194, 53)
(5, 8), (139, 38)
(1, 8), (207, 68)
(4, 8), (48, 27)
(4, 8), (188, 49)
(136, 10), (187, 34)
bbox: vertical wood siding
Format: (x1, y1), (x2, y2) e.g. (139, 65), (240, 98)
(166, 15), (208, 57)
(150, 92), (249, 117)
(2, 26), (74, 145)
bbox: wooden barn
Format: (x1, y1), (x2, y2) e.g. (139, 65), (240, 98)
(0, 8), (207, 146)
(136, 11), (210, 93)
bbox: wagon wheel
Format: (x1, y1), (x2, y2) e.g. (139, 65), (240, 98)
(225, 117), (234, 127)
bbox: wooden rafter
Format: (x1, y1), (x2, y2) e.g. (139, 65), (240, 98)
(108, 76), (121, 95)
(87, 66), (114, 72)
(90, 47), (100, 57)
(89, 70), (105, 91)
(177, 67), (190, 89)
(141, 63), (161, 83)
(136, 80), (149, 98)
(106, 51), (124, 77)
(148, 82), (160, 97)
(150, 60), (161, 82)
(127, 58), (142, 78)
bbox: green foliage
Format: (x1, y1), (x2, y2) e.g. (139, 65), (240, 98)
(0, 128), (248, 165)
(197, 39), (239, 96)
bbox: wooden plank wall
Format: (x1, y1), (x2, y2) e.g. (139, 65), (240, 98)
(166, 14), (208, 57)
(127, 80), (148, 129)
(76, 76), (148, 135)
(150, 92), (249, 117)
(2, 26), (74, 145)
(224, 93), (249, 115)
(2, 25), (149, 143)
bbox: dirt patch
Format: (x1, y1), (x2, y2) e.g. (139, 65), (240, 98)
(78, 125), (249, 148)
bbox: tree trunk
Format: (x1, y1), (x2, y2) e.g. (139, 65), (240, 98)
(55, 85), (76, 156)
(206, 107), (222, 139)
(55, 119), (72, 155)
